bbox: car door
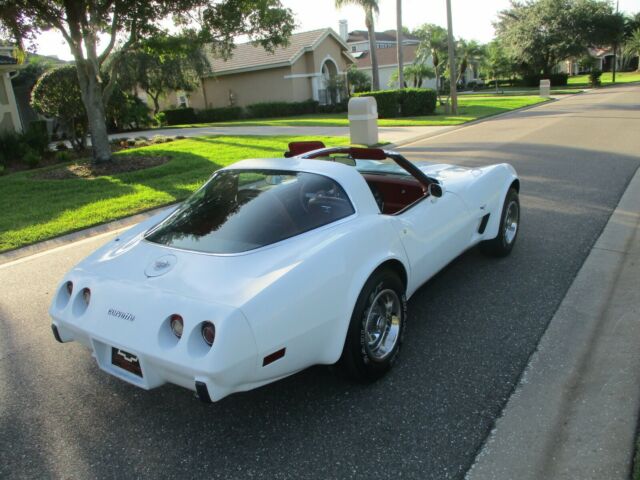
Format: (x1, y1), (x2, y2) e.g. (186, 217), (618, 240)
(393, 189), (475, 294)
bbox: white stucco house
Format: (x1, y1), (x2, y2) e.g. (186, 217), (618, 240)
(0, 46), (23, 134)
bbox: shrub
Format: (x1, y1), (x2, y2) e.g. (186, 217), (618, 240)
(245, 100), (318, 119)
(522, 72), (569, 87)
(162, 107), (197, 125)
(0, 165), (4, 176)
(55, 142), (69, 151)
(353, 88), (437, 118)
(31, 65), (87, 150)
(317, 100), (348, 114)
(155, 112), (167, 127)
(589, 69), (603, 87)
(23, 149), (40, 168)
(126, 139), (137, 147)
(107, 90), (151, 131)
(0, 131), (26, 165)
(353, 90), (399, 118)
(134, 140), (149, 147)
(399, 88), (437, 116)
(55, 151), (72, 163)
(196, 106), (243, 123)
(23, 122), (50, 155)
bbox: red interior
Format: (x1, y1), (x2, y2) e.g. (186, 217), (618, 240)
(363, 174), (426, 214)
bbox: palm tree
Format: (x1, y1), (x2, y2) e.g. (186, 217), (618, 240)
(396, 0), (404, 89)
(456, 39), (484, 86)
(623, 28), (640, 72)
(336, 0), (380, 90)
(415, 24), (448, 103)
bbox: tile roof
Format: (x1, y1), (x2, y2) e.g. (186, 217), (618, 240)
(205, 29), (347, 76)
(348, 30), (419, 43)
(355, 44), (419, 68)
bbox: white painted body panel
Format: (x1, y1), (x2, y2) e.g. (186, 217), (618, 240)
(50, 156), (517, 401)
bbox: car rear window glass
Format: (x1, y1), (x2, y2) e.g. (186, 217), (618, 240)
(145, 169), (355, 254)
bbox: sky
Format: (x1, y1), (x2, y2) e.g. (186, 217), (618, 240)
(33, 0), (640, 61)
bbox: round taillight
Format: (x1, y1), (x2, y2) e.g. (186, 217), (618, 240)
(170, 314), (184, 339)
(82, 288), (91, 305)
(65, 281), (73, 296)
(201, 322), (215, 346)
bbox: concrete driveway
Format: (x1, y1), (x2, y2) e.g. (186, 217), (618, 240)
(1, 85), (639, 479)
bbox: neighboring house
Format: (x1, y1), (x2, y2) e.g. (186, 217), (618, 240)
(354, 44), (437, 91)
(557, 47), (639, 75)
(343, 22), (419, 54)
(0, 46), (23, 134)
(158, 28), (354, 110)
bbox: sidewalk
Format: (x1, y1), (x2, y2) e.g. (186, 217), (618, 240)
(466, 166), (640, 480)
(109, 125), (454, 146)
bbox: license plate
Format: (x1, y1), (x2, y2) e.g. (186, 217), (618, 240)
(111, 347), (143, 377)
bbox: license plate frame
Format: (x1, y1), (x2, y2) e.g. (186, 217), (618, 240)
(111, 347), (143, 377)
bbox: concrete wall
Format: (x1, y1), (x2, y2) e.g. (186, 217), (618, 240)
(0, 72), (22, 134)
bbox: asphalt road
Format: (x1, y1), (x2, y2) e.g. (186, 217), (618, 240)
(1, 85), (639, 480)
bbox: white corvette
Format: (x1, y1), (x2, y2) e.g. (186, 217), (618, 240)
(49, 142), (520, 402)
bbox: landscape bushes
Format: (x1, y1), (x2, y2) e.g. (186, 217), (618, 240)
(245, 99), (318, 118)
(0, 124), (50, 169)
(522, 72), (569, 87)
(161, 99), (321, 125)
(353, 88), (437, 118)
(196, 106), (243, 123)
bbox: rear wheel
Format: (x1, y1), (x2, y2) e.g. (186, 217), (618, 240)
(338, 269), (407, 382)
(480, 187), (520, 257)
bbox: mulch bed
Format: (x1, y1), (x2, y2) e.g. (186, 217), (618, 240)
(34, 155), (170, 180)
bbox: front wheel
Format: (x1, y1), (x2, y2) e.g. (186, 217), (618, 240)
(338, 269), (407, 382)
(480, 187), (520, 257)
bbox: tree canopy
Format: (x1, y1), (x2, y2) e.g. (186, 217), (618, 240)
(112, 33), (211, 114)
(0, 0), (295, 163)
(495, 0), (624, 75)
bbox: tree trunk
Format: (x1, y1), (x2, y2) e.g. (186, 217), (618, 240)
(75, 61), (112, 164)
(366, 10), (380, 91)
(396, 0), (404, 90)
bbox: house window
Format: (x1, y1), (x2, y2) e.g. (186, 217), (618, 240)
(177, 91), (189, 108)
(351, 45), (357, 52)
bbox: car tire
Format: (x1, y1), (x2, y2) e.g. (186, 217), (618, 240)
(480, 187), (520, 257)
(338, 269), (407, 382)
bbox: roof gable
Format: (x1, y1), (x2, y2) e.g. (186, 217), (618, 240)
(205, 28), (351, 77)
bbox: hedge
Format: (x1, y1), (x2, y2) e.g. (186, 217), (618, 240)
(522, 73), (569, 87)
(196, 106), (243, 123)
(245, 99), (318, 118)
(353, 88), (437, 118)
(399, 88), (437, 116)
(162, 107), (197, 125)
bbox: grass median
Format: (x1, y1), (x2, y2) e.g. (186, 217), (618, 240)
(170, 95), (549, 128)
(0, 135), (349, 253)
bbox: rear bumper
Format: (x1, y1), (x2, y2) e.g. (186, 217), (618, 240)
(51, 319), (257, 402)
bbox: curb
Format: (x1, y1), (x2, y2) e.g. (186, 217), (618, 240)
(466, 164), (640, 480)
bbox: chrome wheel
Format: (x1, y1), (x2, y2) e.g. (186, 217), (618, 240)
(503, 200), (519, 245)
(364, 289), (402, 361)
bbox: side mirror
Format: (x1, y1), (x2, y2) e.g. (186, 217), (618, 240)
(428, 183), (444, 198)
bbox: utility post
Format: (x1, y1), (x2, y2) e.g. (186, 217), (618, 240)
(396, 0), (404, 89)
(612, 0), (619, 83)
(446, 0), (458, 114)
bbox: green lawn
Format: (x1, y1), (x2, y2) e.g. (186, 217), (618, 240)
(568, 71), (640, 86)
(0, 135), (349, 253)
(170, 95), (549, 128)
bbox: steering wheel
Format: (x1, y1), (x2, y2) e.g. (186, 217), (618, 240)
(299, 176), (339, 213)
